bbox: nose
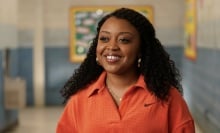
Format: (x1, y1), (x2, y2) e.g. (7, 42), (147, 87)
(107, 40), (119, 51)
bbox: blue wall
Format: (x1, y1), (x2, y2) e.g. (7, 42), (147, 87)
(15, 47), (79, 105)
(182, 48), (220, 133)
(0, 50), (18, 132)
(17, 48), (34, 106)
(45, 47), (79, 105)
(166, 46), (183, 70)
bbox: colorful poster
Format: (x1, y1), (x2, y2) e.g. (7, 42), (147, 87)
(184, 0), (197, 60)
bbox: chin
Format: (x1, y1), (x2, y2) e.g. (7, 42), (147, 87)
(105, 69), (126, 75)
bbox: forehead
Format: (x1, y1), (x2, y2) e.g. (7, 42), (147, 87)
(100, 17), (138, 34)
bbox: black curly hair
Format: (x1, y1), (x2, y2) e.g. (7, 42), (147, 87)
(61, 8), (182, 103)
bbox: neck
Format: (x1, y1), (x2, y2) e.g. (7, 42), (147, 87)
(106, 71), (139, 91)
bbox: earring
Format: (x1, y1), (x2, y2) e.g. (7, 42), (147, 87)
(138, 58), (141, 68)
(96, 57), (99, 65)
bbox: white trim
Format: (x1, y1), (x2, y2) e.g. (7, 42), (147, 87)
(33, 0), (45, 107)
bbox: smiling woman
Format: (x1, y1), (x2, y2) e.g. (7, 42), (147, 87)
(57, 8), (195, 133)
(96, 17), (141, 77)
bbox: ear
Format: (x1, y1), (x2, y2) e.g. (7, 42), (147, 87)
(138, 53), (142, 59)
(137, 44), (142, 58)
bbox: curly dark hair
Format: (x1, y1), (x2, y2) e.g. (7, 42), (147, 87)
(61, 8), (182, 103)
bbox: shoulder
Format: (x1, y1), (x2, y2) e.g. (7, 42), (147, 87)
(167, 88), (190, 114)
(168, 88), (183, 102)
(167, 88), (194, 120)
(67, 73), (104, 105)
(167, 88), (195, 131)
(68, 84), (92, 105)
(70, 71), (106, 101)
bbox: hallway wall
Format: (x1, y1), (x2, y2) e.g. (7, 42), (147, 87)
(182, 0), (220, 132)
(0, 0), (19, 131)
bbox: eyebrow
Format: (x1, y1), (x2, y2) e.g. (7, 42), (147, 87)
(100, 30), (134, 36)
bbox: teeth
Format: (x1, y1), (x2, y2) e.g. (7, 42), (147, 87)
(106, 55), (120, 60)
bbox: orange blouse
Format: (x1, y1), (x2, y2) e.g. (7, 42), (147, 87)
(56, 72), (195, 133)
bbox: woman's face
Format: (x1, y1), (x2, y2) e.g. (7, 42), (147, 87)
(96, 17), (141, 75)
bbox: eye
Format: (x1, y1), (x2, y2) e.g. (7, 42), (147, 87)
(119, 38), (130, 44)
(99, 36), (109, 43)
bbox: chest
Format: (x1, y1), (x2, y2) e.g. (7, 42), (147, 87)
(76, 92), (169, 133)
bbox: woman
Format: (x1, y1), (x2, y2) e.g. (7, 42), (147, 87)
(57, 8), (195, 133)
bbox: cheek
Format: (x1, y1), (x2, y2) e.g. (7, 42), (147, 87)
(96, 44), (105, 66)
(124, 49), (140, 64)
(125, 47), (140, 57)
(96, 44), (104, 56)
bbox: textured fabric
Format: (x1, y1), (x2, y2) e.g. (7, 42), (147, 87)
(56, 72), (195, 133)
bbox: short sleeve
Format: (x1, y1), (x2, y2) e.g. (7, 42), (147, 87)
(174, 120), (195, 133)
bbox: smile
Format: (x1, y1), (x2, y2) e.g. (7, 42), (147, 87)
(106, 55), (121, 62)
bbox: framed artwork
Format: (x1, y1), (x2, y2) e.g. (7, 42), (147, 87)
(69, 6), (154, 62)
(184, 0), (197, 60)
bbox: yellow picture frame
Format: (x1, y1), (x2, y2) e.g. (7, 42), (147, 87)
(184, 0), (197, 60)
(69, 6), (154, 62)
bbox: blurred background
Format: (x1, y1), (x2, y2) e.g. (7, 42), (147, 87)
(0, 0), (219, 133)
